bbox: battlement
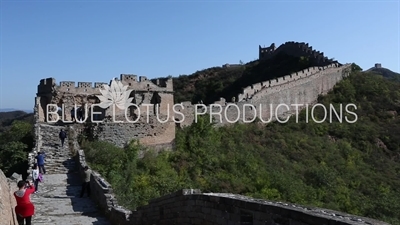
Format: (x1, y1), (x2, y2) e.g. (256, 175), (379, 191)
(237, 63), (342, 102)
(37, 74), (174, 95)
(54, 80), (108, 93)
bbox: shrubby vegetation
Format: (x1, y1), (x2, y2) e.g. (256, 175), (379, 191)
(0, 120), (34, 177)
(82, 69), (400, 224)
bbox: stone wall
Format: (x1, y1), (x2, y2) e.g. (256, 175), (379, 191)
(127, 190), (389, 225)
(71, 144), (391, 225)
(178, 63), (352, 127)
(0, 170), (19, 225)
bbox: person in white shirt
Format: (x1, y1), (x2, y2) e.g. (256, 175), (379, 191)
(31, 164), (40, 193)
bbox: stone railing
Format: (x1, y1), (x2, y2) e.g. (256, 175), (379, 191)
(74, 149), (132, 224)
(127, 189), (389, 225)
(0, 170), (21, 225)
(71, 124), (132, 225)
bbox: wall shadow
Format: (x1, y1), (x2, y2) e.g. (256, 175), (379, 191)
(63, 158), (111, 225)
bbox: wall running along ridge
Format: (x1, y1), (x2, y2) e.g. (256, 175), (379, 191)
(177, 63), (352, 127)
(33, 42), (350, 147)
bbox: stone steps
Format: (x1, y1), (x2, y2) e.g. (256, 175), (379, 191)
(32, 124), (76, 172)
(30, 124), (111, 224)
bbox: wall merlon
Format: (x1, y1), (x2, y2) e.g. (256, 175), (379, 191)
(252, 83), (262, 90)
(78, 82), (93, 88)
(95, 82), (108, 88)
(269, 78), (279, 87)
(60, 81), (75, 88)
(40, 78), (55, 86)
(283, 74), (294, 82)
(139, 76), (147, 82)
(120, 74), (138, 82)
(276, 77), (287, 85)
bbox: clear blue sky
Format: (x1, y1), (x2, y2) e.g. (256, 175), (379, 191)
(1, 0), (399, 110)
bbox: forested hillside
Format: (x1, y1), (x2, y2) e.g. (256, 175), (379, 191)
(0, 111), (34, 133)
(0, 110), (34, 177)
(82, 67), (400, 224)
(170, 52), (333, 104)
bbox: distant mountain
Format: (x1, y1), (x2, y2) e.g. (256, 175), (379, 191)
(0, 108), (18, 112)
(0, 108), (33, 113)
(365, 65), (400, 82)
(0, 110), (34, 132)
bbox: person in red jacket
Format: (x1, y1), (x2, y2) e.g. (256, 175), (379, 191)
(14, 180), (35, 225)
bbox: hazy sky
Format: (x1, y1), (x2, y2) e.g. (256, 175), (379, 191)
(1, 0), (399, 110)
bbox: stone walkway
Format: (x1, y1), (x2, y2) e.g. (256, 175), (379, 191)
(30, 124), (110, 224)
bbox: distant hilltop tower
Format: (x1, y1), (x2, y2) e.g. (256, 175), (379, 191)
(375, 63), (382, 68)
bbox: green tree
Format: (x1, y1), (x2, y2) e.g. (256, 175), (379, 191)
(0, 120), (33, 177)
(351, 63), (362, 72)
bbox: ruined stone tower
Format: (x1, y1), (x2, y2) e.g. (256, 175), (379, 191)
(34, 74), (176, 148)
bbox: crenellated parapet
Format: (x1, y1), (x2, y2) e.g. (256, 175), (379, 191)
(119, 74), (173, 93)
(37, 74), (173, 96)
(237, 62), (344, 102)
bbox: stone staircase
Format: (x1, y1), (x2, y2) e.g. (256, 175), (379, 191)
(30, 123), (111, 224)
(36, 124), (75, 175)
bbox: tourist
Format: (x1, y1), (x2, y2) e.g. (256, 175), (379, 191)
(35, 152), (46, 174)
(77, 106), (83, 121)
(14, 180), (35, 225)
(80, 166), (91, 198)
(59, 129), (67, 147)
(71, 107), (76, 122)
(31, 164), (40, 193)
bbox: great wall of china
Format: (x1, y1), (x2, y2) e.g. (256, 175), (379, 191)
(0, 41), (390, 225)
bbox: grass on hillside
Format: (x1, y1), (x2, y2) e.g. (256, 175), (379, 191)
(81, 70), (400, 224)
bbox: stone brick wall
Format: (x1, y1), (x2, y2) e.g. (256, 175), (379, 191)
(0, 170), (19, 225)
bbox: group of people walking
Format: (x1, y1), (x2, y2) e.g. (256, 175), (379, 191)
(13, 128), (92, 225)
(71, 106), (85, 122)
